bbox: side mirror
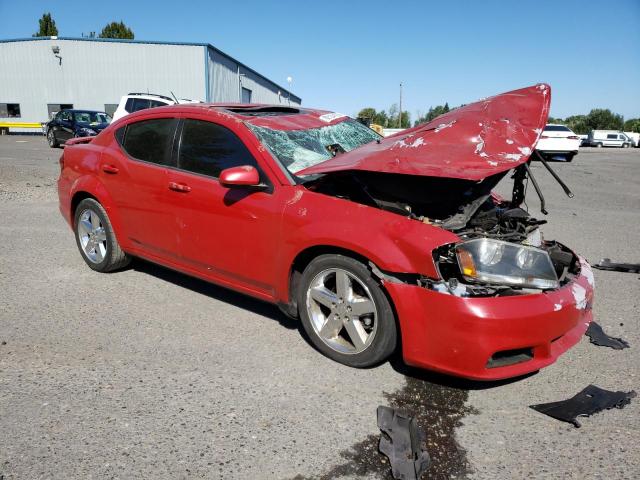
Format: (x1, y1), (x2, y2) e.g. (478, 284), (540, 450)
(219, 165), (261, 187)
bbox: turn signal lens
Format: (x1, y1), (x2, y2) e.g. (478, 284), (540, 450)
(456, 248), (477, 278)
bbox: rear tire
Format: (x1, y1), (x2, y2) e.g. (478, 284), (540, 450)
(297, 254), (397, 368)
(596, 143), (603, 148)
(74, 198), (130, 272)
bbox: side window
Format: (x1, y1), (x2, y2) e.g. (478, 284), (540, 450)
(607, 134), (617, 139)
(131, 98), (151, 112)
(149, 100), (168, 108)
(60, 111), (72, 122)
(124, 98), (135, 113)
(178, 119), (259, 178)
(120, 118), (178, 166)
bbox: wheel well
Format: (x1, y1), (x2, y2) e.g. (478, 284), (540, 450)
(284, 245), (378, 319)
(70, 191), (98, 224)
(285, 245), (403, 355)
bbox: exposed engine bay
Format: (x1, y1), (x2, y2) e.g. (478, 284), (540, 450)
(303, 161), (580, 296)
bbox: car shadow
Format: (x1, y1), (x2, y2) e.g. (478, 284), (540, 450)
(130, 259), (536, 389)
(131, 258), (299, 331)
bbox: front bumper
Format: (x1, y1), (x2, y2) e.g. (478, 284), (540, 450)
(386, 258), (594, 380)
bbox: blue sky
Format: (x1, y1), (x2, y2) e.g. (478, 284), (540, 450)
(2, 0), (639, 120)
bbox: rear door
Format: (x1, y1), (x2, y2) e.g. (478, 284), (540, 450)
(166, 117), (284, 297)
(100, 116), (181, 260)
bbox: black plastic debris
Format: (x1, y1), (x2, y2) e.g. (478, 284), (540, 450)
(377, 406), (430, 480)
(593, 258), (640, 273)
(585, 322), (630, 350)
(530, 385), (636, 428)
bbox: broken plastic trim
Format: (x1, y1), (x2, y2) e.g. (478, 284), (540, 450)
(377, 406), (431, 480)
(585, 322), (630, 350)
(592, 258), (640, 273)
(530, 385), (636, 428)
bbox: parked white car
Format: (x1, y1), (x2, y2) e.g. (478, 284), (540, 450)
(586, 130), (633, 148)
(112, 93), (201, 121)
(623, 131), (640, 147)
(535, 124), (580, 161)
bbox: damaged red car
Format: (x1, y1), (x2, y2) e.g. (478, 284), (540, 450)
(58, 83), (594, 380)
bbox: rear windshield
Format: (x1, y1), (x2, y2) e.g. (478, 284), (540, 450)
(248, 119), (380, 174)
(544, 125), (571, 132)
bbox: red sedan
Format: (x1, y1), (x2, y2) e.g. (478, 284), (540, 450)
(57, 84), (594, 380)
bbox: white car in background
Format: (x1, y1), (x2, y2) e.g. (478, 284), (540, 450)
(586, 130), (634, 148)
(535, 124), (581, 161)
(623, 131), (639, 147)
(112, 93), (201, 121)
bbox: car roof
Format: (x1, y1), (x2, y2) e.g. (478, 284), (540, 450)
(120, 103), (346, 131)
(61, 109), (108, 114)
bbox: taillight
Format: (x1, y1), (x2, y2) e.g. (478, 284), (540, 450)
(567, 135), (579, 140)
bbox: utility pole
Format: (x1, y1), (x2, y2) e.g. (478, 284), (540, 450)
(399, 82), (403, 128)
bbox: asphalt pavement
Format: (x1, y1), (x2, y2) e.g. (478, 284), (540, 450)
(1, 137), (639, 479)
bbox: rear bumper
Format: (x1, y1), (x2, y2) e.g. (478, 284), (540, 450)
(387, 258), (595, 380)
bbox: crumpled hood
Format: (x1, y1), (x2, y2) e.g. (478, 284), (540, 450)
(297, 84), (551, 181)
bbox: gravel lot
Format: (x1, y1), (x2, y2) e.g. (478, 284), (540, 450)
(1, 137), (639, 479)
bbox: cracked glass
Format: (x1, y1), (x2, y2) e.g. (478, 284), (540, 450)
(248, 119), (380, 175)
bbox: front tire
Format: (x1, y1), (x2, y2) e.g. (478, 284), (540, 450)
(47, 129), (59, 148)
(74, 198), (130, 272)
(297, 254), (397, 368)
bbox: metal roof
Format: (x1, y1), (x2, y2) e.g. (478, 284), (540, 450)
(0, 36), (301, 103)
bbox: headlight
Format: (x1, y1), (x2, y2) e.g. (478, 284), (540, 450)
(79, 128), (97, 136)
(455, 238), (559, 289)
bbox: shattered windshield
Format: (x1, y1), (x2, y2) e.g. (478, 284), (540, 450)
(248, 119), (380, 175)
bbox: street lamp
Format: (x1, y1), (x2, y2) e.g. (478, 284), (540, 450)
(238, 73), (246, 102)
(51, 45), (62, 65)
(286, 76), (293, 106)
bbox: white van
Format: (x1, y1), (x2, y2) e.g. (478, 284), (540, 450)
(586, 130), (633, 148)
(623, 132), (639, 147)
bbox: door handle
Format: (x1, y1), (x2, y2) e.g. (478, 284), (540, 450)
(102, 164), (119, 174)
(168, 181), (191, 193)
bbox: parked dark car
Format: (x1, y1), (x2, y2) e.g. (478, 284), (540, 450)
(46, 109), (112, 148)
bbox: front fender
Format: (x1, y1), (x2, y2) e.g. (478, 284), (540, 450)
(275, 187), (459, 301)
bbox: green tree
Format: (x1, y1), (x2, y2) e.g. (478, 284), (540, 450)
(585, 108), (624, 131)
(414, 103), (450, 126)
(387, 103), (411, 128)
(623, 118), (640, 133)
(357, 108), (377, 123)
(99, 21), (134, 39)
(33, 12), (58, 37)
(547, 116), (565, 125)
(564, 115), (589, 135)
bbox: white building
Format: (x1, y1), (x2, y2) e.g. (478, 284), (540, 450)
(0, 36), (301, 129)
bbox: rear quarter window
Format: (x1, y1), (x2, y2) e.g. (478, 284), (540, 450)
(118, 118), (178, 166)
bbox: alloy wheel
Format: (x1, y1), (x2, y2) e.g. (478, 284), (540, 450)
(305, 268), (378, 354)
(77, 209), (108, 263)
